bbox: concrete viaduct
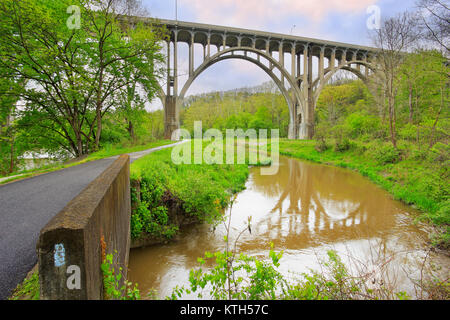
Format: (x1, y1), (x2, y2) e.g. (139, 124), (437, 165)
(149, 19), (379, 140)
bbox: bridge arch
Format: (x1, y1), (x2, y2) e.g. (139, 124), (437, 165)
(179, 47), (302, 105)
(177, 46), (305, 138)
(312, 60), (377, 106)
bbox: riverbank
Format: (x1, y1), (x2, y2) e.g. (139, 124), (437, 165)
(129, 141), (250, 247)
(275, 139), (449, 250)
(129, 154), (449, 300)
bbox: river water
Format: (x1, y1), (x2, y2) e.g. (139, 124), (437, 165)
(128, 156), (446, 299)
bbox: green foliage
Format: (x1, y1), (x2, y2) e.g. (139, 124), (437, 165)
(9, 271), (39, 300)
(181, 89), (290, 137)
(130, 172), (179, 240)
(344, 111), (382, 139)
(171, 245), (286, 300)
(433, 200), (450, 226)
(317, 80), (374, 126)
(428, 142), (450, 165)
(130, 142), (249, 241)
(132, 177), (163, 238)
(399, 123), (418, 141)
(170, 245), (414, 300)
(331, 125), (352, 152)
(0, 0), (165, 158)
(101, 252), (140, 300)
(368, 143), (401, 165)
(313, 123), (330, 152)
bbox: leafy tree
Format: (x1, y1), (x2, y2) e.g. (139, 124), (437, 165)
(0, 0), (165, 157)
(370, 12), (421, 149)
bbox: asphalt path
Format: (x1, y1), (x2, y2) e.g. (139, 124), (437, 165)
(0, 141), (185, 299)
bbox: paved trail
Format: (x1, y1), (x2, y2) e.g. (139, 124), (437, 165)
(0, 141), (185, 299)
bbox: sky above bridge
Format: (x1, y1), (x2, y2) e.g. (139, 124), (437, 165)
(141, 0), (417, 110)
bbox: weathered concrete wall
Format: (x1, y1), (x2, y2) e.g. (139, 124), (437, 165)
(36, 155), (131, 300)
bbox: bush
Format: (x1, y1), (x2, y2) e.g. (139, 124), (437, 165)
(331, 125), (351, 152)
(428, 142), (450, 164)
(130, 170), (180, 240)
(345, 112), (381, 139)
(433, 200), (450, 226)
(399, 123), (418, 141)
(368, 143), (401, 165)
(130, 144), (249, 240)
(334, 138), (351, 152)
(314, 123), (330, 152)
(101, 252), (140, 300)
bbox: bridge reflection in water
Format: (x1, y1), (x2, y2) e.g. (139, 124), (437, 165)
(128, 157), (433, 299)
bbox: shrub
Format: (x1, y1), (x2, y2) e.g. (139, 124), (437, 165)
(334, 138), (351, 152)
(428, 142), (450, 164)
(433, 200), (450, 226)
(345, 112), (381, 139)
(314, 123), (330, 152)
(101, 252), (140, 300)
(399, 123), (418, 141)
(130, 170), (180, 240)
(368, 143), (401, 165)
(129, 144), (249, 241)
(331, 125), (351, 152)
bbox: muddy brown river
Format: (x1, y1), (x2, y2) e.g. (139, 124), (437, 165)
(128, 156), (448, 299)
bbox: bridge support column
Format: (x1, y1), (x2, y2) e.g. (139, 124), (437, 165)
(298, 121), (308, 139)
(164, 96), (180, 140)
(304, 48), (315, 140)
(288, 118), (297, 140)
(288, 101), (302, 140)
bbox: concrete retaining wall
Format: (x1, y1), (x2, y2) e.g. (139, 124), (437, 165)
(36, 155), (131, 300)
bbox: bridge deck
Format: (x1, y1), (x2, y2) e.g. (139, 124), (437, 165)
(144, 18), (378, 59)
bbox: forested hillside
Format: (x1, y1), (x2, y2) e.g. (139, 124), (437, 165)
(180, 82), (290, 137)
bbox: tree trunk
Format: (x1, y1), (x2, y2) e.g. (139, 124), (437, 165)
(429, 87), (444, 149)
(380, 91), (387, 124)
(95, 43), (105, 151)
(408, 84), (413, 123)
(95, 106), (102, 151)
(127, 119), (135, 142)
(388, 78), (397, 149)
(75, 130), (83, 158)
(9, 135), (14, 174)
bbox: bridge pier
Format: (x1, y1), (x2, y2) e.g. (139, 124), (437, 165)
(288, 122), (297, 140)
(164, 96), (180, 141)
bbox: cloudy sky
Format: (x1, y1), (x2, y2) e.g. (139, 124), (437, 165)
(141, 0), (418, 109)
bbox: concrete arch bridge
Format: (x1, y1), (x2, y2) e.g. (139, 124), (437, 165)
(152, 19), (379, 140)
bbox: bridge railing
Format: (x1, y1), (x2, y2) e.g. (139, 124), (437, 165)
(36, 155), (131, 300)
